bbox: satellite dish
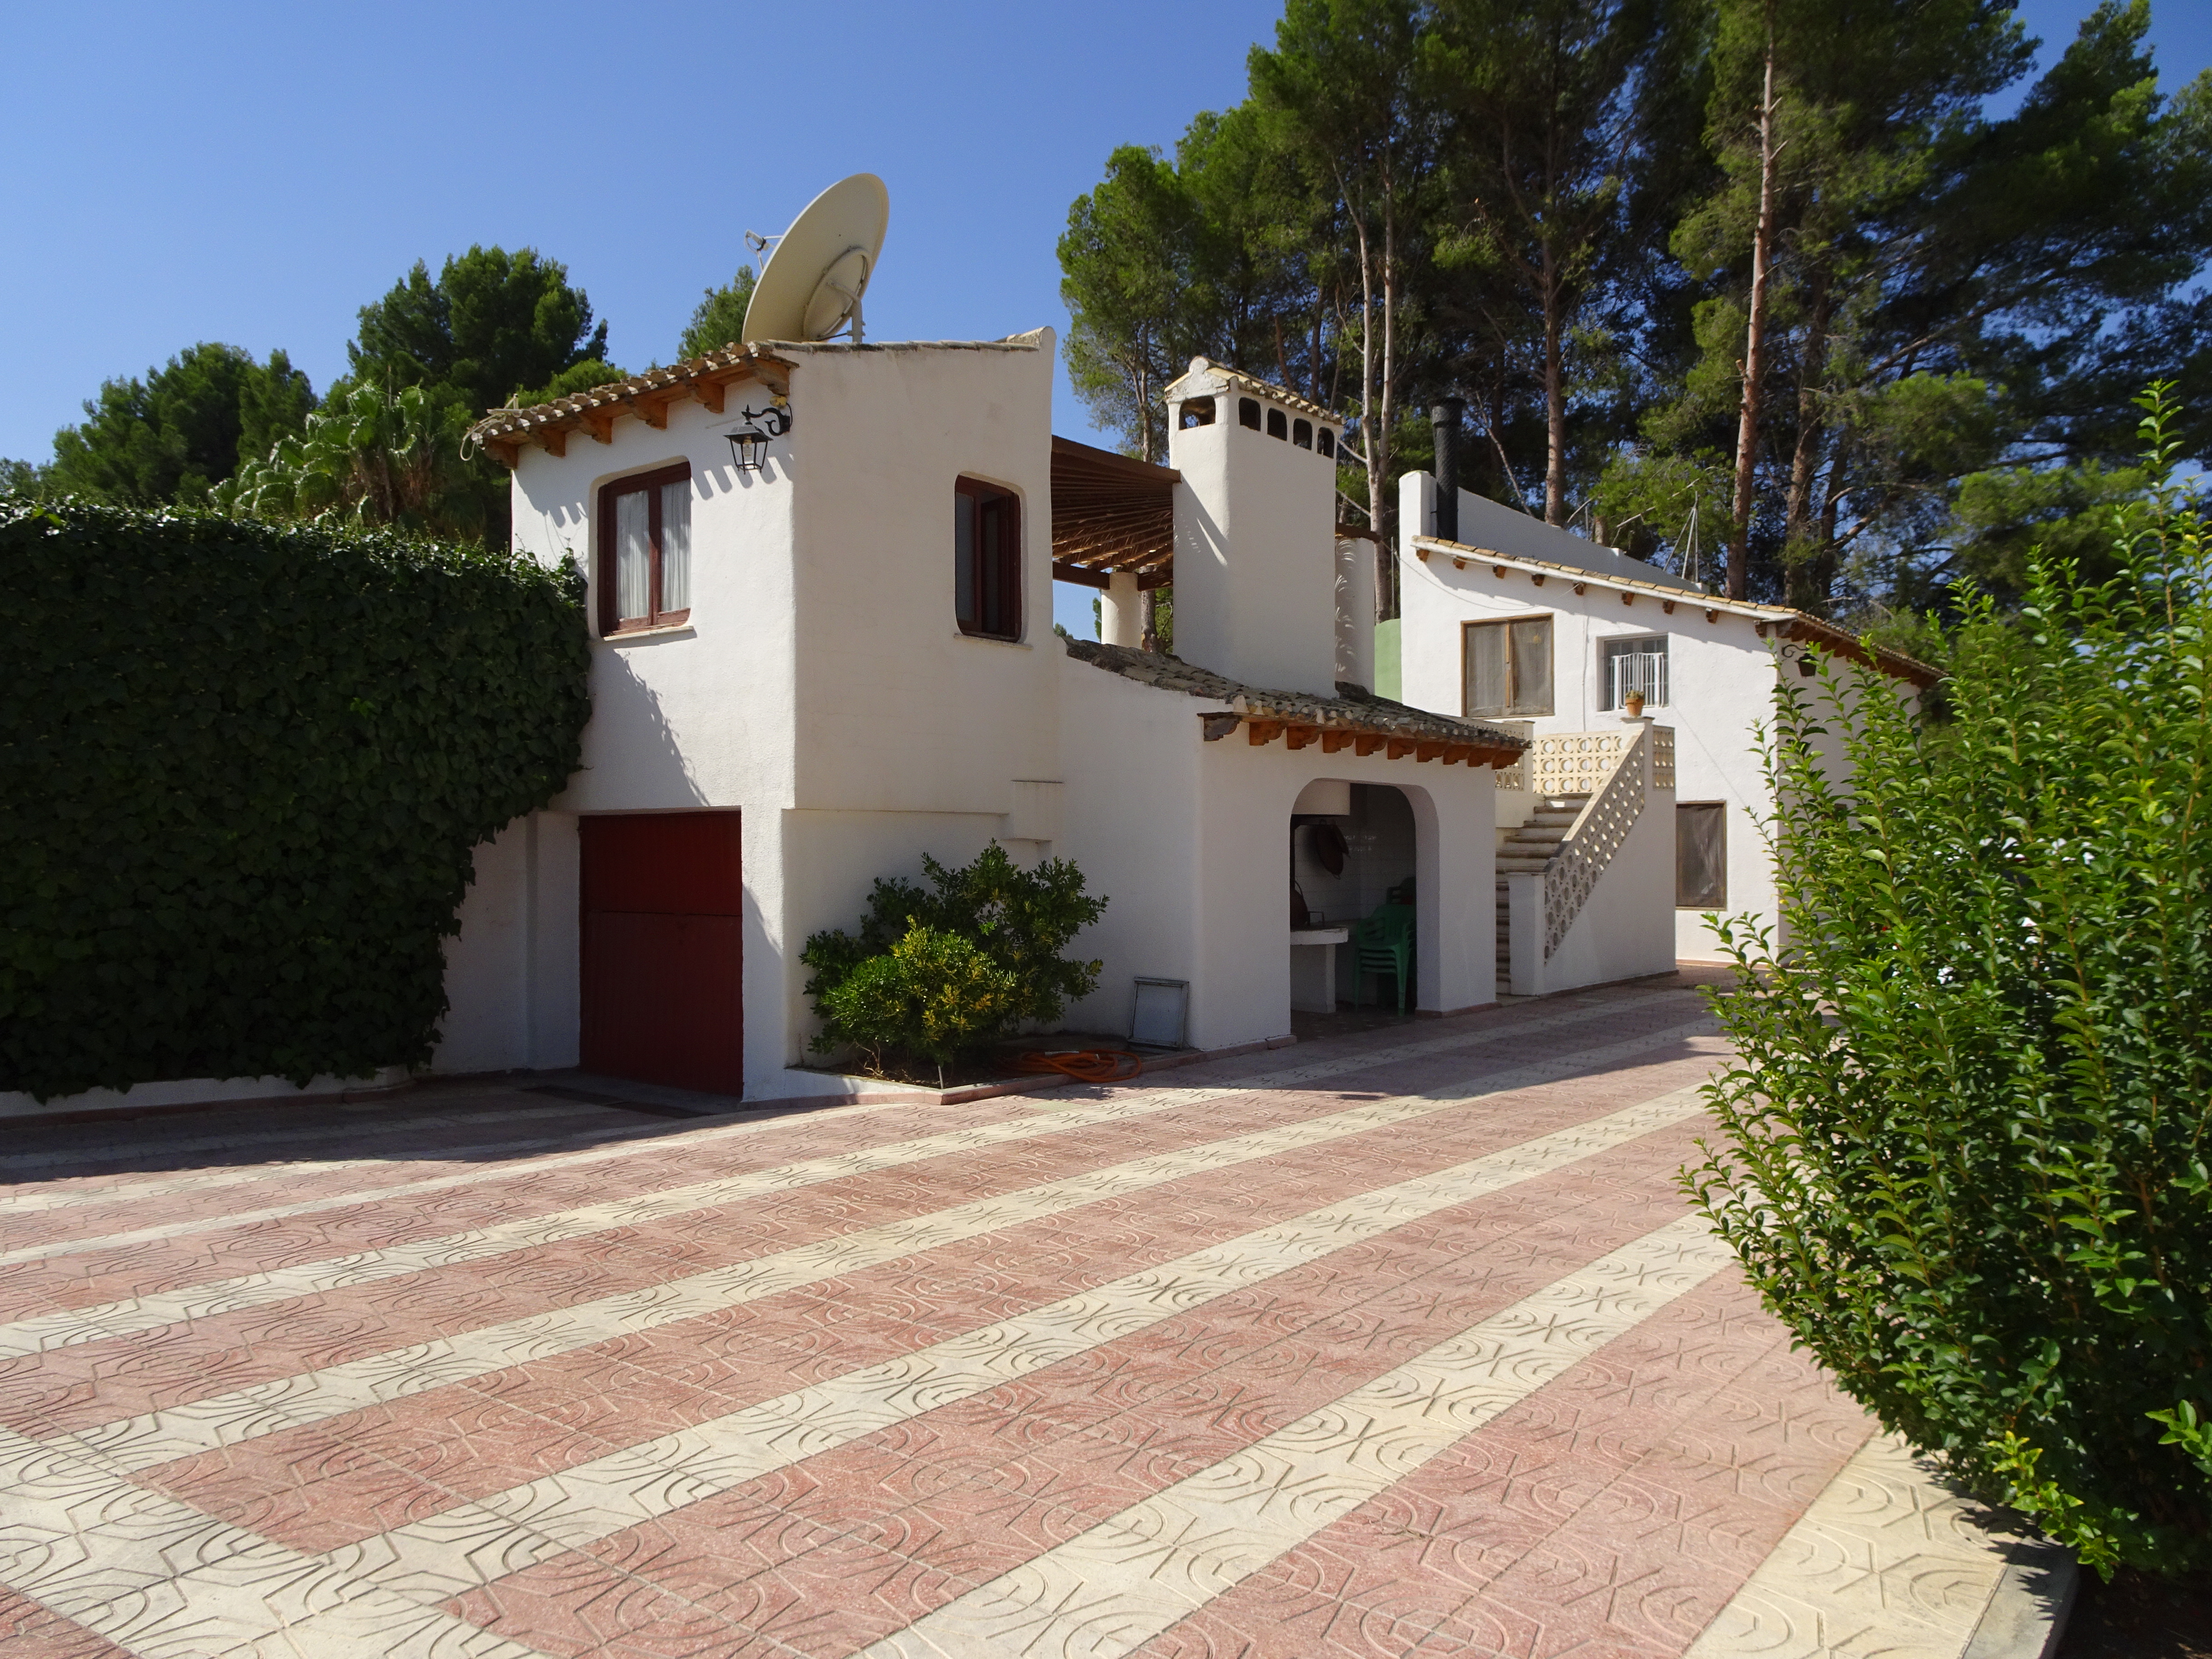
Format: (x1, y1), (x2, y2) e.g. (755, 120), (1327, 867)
(740, 173), (890, 345)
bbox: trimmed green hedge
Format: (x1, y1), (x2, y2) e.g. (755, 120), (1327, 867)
(0, 502), (590, 1100)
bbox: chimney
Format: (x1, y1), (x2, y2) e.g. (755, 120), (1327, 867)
(1432, 398), (1464, 543)
(1164, 359), (1343, 695)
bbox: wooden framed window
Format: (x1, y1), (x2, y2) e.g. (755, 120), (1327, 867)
(955, 476), (1022, 641)
(1463, 615), (1554, 717)
(1678, 803), (1727, 908)
(597, 463), (692, 635)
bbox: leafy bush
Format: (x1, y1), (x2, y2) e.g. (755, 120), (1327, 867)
(802, 844), (1107, 1078)
(1688, 390), (2212, 1575)
(0, 501), (590, 1099)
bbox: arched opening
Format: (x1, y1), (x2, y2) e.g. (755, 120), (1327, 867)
(1289, 779), (1420, 1038)
(1266, 407), (1289, 440)
(1177, 396), (1215, 428)
(1317, 428), (1336, 458)
(1292, 418), (1313, 450)
(1238, 397), (1262, 431)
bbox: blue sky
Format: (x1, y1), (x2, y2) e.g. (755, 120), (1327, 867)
(3, 1), (2205, 638)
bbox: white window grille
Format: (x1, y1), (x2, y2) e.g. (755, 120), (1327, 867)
(1602, 637), (1669, 709)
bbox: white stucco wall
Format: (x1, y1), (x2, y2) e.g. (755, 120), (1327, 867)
(1397, 471), (1786, 961)
(1534, 775), (1679, 993)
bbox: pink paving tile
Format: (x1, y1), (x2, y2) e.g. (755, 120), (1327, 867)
(6, 1004), (1710, 1335)
(0, 1588), (139, 1659)
(700, 1527), (982, 1659)
(441, 1549), (764, 1659)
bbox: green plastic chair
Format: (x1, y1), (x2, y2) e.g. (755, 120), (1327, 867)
(1350, 904), (1415, 1013)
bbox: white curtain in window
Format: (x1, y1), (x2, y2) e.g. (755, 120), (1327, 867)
(659, 480), (690, 612)
(614, 489), (651, 620)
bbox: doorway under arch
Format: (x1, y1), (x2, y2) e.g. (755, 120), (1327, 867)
(1289, 781), (1421, 1036)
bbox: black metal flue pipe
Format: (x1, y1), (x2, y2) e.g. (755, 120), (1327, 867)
(1431, 398), (1465, 544)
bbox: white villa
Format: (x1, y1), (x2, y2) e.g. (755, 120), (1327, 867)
(430, 344), (1607, 1103)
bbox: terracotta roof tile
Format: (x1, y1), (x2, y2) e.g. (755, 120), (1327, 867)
(1063, 639), (1527, 762)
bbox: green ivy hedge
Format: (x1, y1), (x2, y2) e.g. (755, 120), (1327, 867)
(0, 501), (590, 1100)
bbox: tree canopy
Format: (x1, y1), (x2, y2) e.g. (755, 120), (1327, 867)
(345, 245), (608, 413)
(1060, 0), (2212, 628)
(37, 343), (314, 506)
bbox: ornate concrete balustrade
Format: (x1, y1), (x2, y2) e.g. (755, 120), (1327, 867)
(1544, 722), (1653, 959)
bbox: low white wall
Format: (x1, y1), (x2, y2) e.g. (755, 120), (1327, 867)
(435, 812), (581, 1075)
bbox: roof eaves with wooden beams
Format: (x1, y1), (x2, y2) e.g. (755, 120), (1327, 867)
(464, 344), (799, 469)
(1049, 435), (1180, 590)
(1411, 534), (1941, 688)
(1063, 639), (1527, 768)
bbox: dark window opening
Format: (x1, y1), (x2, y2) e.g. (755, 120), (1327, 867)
(1463, 616), (1554, 717)
(1317, 428), (1336, 458)
(1238, 397), (1262, 430)
(955, 476), (1022, 641)
(1178, 397), (1215, 428)
(1677, 804), (1727, 908)
(1266, 407), (1288, 440)
(1292, 418), (1312, 449)
(597, 462), (693, 636)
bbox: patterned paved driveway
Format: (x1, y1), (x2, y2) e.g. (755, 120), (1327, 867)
(0, 980), (2018, 1658)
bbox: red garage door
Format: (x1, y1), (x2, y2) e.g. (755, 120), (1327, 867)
(580, 812), (743, 1095)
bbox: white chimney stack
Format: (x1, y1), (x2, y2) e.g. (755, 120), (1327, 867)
(1164, 358), (1342, 697)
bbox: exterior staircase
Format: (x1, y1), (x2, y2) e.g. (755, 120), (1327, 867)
(1494, 793), (1590, 987)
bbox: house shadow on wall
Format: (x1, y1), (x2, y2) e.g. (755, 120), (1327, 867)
(573, 642), (712, 810)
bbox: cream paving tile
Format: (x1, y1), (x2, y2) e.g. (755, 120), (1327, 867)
(1681, 1431), (2015, 1659)
(268, 1085), (1714, 1627)
(50, 1026), (1716, 1475)
(856, 1215), (1737, 1659)
(0, 1424), (553, 1659)
(0, 994), (1676, 1279)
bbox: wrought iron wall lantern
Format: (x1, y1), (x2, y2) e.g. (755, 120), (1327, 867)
(726, 400), (792, 473)
(1777, 641), (1820, 677)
